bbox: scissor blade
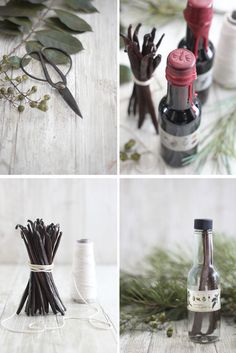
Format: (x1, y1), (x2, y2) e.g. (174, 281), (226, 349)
(59, 87), (83, 118)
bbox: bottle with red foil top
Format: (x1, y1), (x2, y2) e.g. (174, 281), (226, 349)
(178, 0), (215, 104)
(158, 48), (201, 168)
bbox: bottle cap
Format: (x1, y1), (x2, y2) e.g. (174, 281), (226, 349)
(184, 0), (213, 56)
(166, 48), (196, 86)
(187, 0), (213, 9)
(194, 219), (213, 230)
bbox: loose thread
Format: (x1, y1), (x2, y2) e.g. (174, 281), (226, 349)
(1, 274), (112, 334)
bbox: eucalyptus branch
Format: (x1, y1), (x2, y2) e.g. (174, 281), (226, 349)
(0, 0), (97, 114)
(7, 0), (56, 57)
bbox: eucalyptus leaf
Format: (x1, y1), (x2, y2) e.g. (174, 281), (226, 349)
(0, 1), (45, 17)
(35, 30), (84, 54)
(45, 17), (83, 33)
(0, 20), (21, 36)
(8, 55), (31, 69)
(66, 0), (98, 13)
(54, 9), (92, 32)
(26, 40), (70, 65)
(6, 17), (32, 33)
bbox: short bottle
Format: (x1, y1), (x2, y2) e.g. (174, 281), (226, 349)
(187, 219), (220, 344)
(158, 48), (201, 168)
(178, 0), (214, 104)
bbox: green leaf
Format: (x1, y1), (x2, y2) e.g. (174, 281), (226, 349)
(45, 17), (77, 33)
(54, 9), (92, 32)
(66, 0), (98, 13)
(0, 20), (21, 36)
(25, 40), (70, 65)
(35, 30), (84, 54)
(6, 17), (32, 33)
(120, 65), (131, 85)
(0, 1), (45, 17)
(8, 55), (31, 69)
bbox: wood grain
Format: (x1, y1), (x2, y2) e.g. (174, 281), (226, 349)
(0, 265), (117, 353)
(0, 0), (117, 175)
(121, 320), (236, 353)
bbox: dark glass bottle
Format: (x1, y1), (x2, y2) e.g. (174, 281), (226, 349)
(159, 48), (201, 168)
(178, 0), (215, 104)
(188, 219), (220, 344)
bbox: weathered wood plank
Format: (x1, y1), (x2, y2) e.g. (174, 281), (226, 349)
(121, 319), (236, 353)
(149, 321), (217, 353)
(0, 265), (117, 353)
(121, 331), (152, 353)
(215, 319), (236, 353)
(0, 0), (117, 175)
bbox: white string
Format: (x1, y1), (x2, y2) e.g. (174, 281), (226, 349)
(28, 262), (54, 273)
(1, 245), (113, 333)
(132, 75), (153, 86)
(1, 276), (112, 333)
(213, 11), (236, 88)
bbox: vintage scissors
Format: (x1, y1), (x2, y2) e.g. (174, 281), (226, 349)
(20, 47), (83, 118)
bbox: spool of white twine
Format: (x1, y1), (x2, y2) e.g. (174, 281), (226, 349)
(213, 11), (236, 88)
(71, 239), (97, 303)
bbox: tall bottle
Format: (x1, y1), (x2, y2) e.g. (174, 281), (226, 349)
(187, 219), (220, 344)
(178, 0), (215, 104)
(158, 48), (201, 168)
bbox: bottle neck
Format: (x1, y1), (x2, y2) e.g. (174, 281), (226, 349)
(194, 230), (213, 266)
(185, 26), (209, 57)
(166, 83), (194, 110)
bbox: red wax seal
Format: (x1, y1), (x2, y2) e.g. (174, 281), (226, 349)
(166, 48), (196, 86)
(184, 0), (213, 56)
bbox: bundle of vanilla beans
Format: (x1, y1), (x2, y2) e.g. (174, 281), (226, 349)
(121, 24), (164, 133)
(16, 219), (66, 316)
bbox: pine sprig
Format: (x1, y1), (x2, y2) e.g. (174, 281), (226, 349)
(120, 235), (236, 334)
(183, 103), (236, 174)
(120, 0), (185, 26)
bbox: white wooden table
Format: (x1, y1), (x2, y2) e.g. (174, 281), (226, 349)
(121, 319), (236, 353)
(0, 265), (117, 353)
(120, 4), (236, 175)
(0, 0), (117, 175)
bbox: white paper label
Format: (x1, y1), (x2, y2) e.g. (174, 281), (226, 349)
(159, 126), (199, 152)
(187, 289), (221, 312)
(195, 68), (213, 91)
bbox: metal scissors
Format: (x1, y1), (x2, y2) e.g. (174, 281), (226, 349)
(20, 47), (83, 118)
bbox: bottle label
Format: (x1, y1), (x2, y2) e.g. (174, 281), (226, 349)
(187, 289), (221, 312)
(159, 126), (199, 152)
(195, 68), (213, 92)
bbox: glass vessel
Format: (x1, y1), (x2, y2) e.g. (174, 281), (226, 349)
(187, 219), (220, 343)
(159, 48), (201, 168)
(178, 0), (215, 104)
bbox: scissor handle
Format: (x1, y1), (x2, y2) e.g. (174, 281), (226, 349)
(20, 47), (72, 89)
